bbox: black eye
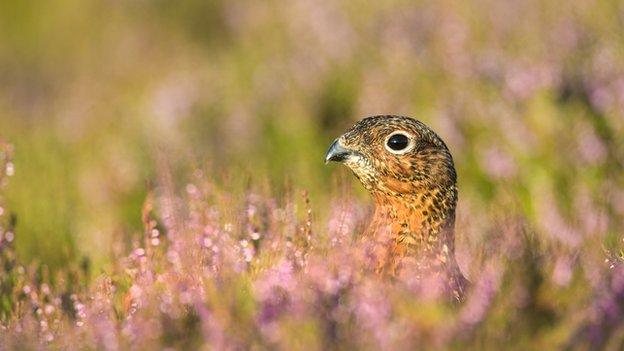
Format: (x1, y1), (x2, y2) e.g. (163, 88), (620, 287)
(387, 133), (410, 151)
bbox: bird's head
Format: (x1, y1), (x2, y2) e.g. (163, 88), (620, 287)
(325, 115), (457, 207)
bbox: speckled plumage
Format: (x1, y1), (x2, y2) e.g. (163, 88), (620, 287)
(326, 115), (467, 301)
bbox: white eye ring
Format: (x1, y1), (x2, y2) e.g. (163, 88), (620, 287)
(384, 131), (415, 155)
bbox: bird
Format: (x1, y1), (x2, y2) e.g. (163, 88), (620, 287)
(325, 115), (467, 301)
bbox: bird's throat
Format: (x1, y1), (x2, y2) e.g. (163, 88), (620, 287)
(364, 191), (458, 275)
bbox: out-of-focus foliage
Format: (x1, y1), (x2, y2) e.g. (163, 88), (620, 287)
(0, 0), (623, 349)
(0, 163), (623, 350)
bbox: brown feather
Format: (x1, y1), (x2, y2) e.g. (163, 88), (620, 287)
(326, 115), (468, 301)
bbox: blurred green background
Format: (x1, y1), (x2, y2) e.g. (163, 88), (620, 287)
(0, 0), (623, 271)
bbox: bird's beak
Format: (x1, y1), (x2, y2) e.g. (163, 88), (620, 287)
(325, 138), (353, 164)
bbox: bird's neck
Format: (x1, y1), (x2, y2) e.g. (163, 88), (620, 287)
(370, 188), (456, 251)
(365, 185), (459, 270)
(365, 188), (466, 301)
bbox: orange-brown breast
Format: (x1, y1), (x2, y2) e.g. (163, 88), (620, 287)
(364, 194), (429, 276)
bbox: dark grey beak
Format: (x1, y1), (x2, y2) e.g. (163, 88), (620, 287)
(325, 138), (352, 164)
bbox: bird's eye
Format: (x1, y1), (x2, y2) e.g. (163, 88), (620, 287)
(385, 133), (412, 154)
(387, 134), (409, 150)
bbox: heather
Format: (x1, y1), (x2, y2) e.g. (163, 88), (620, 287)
(1, 0), (624, 350)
